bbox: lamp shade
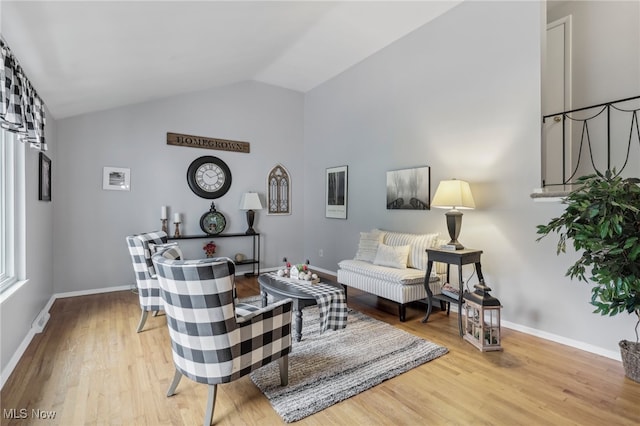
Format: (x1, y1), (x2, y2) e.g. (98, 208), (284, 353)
(431, 179), (475, 210)
(239, 192), (263, 210)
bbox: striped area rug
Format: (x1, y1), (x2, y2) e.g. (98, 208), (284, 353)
(245, 297), (448, 423)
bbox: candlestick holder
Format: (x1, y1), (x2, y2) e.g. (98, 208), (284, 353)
(173, 222), (181, 238)
(161, 218), (168, 234)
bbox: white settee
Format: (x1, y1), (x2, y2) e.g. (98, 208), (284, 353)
(337, 229), (446, 321)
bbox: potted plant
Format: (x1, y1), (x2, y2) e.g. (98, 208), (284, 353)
(536, 170), (640, 383)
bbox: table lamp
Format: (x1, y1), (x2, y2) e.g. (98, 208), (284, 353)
(240, 192), (263, 235)
(431, 179), (475, 250)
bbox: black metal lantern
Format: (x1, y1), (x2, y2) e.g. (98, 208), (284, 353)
(463, 280), (503, 351)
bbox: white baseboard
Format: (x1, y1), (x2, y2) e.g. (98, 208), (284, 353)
(434, 303), (620, 361)
(1, 290), (55, 389)
(1, 284), (136, 389)
(1, 321), (43, 389)
(53, 284), (133, 299)
(501, 320), (621, 361)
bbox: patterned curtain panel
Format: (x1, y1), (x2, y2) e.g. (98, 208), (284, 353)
(0, 38), (46, 150)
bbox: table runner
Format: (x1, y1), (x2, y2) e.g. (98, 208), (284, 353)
(266, 273), (348, 333)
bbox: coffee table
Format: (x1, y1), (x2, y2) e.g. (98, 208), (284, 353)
(258, 274), (345, 342)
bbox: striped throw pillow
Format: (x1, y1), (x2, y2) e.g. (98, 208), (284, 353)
(354, 229), (386, 263)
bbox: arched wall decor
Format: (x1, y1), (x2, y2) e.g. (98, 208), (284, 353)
(267, 164), (291, 215)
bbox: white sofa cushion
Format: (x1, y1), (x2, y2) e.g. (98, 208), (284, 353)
(354, 229), (386, 262)
(383, 231), (438, 270)
(338, 259), (439, 286)
(373, 243), (411, 269)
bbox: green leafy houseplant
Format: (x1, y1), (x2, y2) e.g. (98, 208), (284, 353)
(536, 171), (640, 381)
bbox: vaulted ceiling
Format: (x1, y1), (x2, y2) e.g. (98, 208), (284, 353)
(1, 1), (461, 119)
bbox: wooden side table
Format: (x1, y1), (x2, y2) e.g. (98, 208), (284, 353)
(421, 248), (484, 336)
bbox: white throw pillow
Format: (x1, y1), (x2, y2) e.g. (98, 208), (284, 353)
(373, 243), (411, 269)
(354, 229), (385, 263)
(383, 232), (439, 270)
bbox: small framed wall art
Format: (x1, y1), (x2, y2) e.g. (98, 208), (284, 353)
(102, 166), (131, 191)
(267, 164), (291, 215)
(386, 166), (430, 210)
(325, 165), (348, 219)
(39, 152), (51, 201)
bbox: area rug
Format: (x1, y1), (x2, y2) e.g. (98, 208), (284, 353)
(244, 296), (448, 423)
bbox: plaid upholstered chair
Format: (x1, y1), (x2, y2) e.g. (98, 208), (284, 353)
(125, 231), (181, 332)
(151, 252), (292, 426)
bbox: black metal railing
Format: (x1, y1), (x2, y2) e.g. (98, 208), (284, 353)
(541, 95), (640, 188)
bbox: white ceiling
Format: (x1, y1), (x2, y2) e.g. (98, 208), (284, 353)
(1, 1), (461, 120)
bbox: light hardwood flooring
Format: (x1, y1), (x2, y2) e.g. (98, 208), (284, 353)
(2, 275), (639, 425)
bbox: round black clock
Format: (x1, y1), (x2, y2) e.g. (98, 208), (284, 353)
(200, 202), (227, 235)
(187, 156), (232, 199)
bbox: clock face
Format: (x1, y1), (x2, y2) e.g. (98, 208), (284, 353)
(187, 156), (232, 199)
(195, 163), (225, 192)
(200, 211), (226, 235)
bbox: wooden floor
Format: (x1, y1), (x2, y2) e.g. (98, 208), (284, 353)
(2, 275), (640, 425)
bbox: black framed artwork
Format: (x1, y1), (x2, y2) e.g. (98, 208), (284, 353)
(39, 152), (51, 202)
(386, 166), (430, 210)
(325, 165), (348, 219)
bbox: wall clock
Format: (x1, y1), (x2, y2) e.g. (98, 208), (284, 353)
(200, 202), (227, 235)
(187, 156), (232, 199)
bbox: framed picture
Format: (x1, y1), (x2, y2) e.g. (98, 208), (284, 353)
(38, 152), (51, 201)
(386, 166), (430, 210)
(325, 165), (348, 219)
(267, 164), (291, 215)
(102, 166), (131, 191)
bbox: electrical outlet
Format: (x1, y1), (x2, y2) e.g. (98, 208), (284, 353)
(319, 249), (324, 257)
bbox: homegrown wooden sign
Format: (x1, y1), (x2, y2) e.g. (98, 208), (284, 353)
(167, 132), (250, 153)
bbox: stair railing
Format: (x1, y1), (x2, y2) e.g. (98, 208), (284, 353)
(541, 95), (640, 188)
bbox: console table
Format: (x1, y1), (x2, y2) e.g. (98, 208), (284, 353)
(421, 248), (484, 336)
(169, 233), (261, 276)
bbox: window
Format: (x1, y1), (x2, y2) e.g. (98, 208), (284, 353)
(267, 164), (291, 215)
(0, 130), (21, 292)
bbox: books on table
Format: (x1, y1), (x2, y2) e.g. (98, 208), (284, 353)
(441, 282), (460, 299)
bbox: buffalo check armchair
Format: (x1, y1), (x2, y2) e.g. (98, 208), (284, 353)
(125, 231), (182, 332)
(151, 251), (292, 426)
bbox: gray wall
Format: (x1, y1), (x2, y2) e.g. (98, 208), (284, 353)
(303, 0), (636, 357)
(548, 0), (640, 107)
(3, 1), (638, 379)
(54, 81), (304, 293)
(547, 0), (640, 179)
(0, 107), (56, 379)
